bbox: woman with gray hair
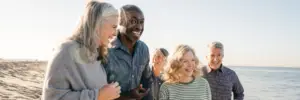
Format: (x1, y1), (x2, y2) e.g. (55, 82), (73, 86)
(42, 1), (120, 100)
(151, 48), (169, 100)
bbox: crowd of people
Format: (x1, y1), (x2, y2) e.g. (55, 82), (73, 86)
(41, 1), (244, 100)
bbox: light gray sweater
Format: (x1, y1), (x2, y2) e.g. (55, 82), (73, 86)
(41, 40), (107, 100)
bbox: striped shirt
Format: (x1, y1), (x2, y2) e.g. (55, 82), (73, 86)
(202, 65), (244, 100)
(159, 77), (212, 100)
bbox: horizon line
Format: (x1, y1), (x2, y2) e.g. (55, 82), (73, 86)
(1, 58), (299, 68)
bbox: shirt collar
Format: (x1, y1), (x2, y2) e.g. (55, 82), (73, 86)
(109, 34), (140, 54)
(219, 64), (224, 72)
(209, 64), (224, 73)
(110, 34), (123, 49)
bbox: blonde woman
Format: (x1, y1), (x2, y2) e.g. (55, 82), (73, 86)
(159, 45), (211, 100)
(42, 1), (120, 100)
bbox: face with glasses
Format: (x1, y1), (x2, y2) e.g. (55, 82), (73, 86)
(120, 10), (144, 43)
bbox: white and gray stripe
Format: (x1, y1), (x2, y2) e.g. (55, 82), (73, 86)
(159, 77), (211, 100)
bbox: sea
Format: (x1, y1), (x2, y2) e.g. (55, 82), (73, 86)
(229, 66), (300, 100)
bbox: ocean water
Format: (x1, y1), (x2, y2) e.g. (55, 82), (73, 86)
(230, 66), (300, 100)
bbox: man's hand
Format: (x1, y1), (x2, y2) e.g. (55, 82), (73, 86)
(129, 84), (150, 100)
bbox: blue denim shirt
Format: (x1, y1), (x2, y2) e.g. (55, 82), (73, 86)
(104, 36), (153, 99)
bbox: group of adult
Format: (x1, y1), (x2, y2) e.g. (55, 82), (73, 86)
(41, 1), (244, 100)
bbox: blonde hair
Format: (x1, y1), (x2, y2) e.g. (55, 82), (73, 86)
(70, 1), (118, 63)
(163, 45), (202, 83)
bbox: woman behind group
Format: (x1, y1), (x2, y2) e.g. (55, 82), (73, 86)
(41, 1), (120, 100)
(159, 45), (211, 100)
(151, 48), (169, 100)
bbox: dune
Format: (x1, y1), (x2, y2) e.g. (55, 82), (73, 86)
(0, 60), (47, 100)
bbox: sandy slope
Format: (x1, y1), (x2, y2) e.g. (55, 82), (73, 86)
(0, 60), (47, 100)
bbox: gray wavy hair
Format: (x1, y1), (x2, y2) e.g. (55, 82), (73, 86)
(70, 1), (118, 63)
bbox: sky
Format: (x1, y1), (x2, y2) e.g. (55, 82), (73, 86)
(0, 0), (299, 67)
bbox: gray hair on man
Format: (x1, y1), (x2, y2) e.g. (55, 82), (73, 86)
(207, 41), (224, 56)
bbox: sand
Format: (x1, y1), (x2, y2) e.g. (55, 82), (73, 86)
(0, 60), (47, 100)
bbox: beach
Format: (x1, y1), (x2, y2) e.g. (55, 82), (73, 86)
(0, 60), (46, 100)
(0, 60), (300, 100)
